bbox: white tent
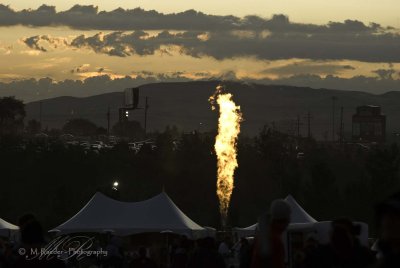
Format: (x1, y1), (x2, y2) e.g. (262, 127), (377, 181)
(233, 196), (369, 247)
(233, 223), (258, 238)
(311, 221), (369, 246)
(0, 217), (19, 239)
(203, 226), (217, 238)
(285, 195), (317, 224)
(233, 195), (316, 237)
(51, 192), (208, 238)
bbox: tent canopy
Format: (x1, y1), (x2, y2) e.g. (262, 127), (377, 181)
(51, 192), (207, 238)
(234, 195), (316, 236)
(0, 218), (19, 238)
(285, 195), (317, 224)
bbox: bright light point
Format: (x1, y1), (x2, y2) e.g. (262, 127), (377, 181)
(113, 181), (119, 187)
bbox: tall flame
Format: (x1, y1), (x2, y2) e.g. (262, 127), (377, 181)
(209, 86), (242, 227)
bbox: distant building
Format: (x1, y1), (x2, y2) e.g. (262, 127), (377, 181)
(352, 105), (386, 142)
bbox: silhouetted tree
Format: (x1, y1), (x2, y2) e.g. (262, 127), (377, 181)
(155, 127), (177, 176)
(305, 161), (339, 219)
(366, 144), (400, 202)
(62, 118), (98, 136)
(1, 125), (400, 230)
(96, 126), (107, 135)
(26, 119), (41, 135)
(47, 128), (62, 137)
(255, 125), (301, 191)
(0, 96), (25, 136)
(112, 120), (144, 139)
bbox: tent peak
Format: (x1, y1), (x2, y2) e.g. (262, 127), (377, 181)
(285, 194), (295, 200)
(284, 195), (317, 223)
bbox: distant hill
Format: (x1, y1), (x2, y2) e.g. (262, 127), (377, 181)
(25, 81), (400, 139)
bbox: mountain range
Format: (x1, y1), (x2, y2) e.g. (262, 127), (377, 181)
(25, 81), (400, 140)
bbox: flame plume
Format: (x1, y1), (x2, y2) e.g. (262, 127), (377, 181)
(209, 86), (242, 227)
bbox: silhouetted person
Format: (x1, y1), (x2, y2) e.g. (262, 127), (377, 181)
(188, 237), (225, 268)
(251, 199), (291, 268)
(17, 214), (36, 232)
(103, 235), (123, 268)
(301, 234), (319, 268)
(171, 236), (189, 268)
(306, 218), (374, 268)
(218, 236), (232, 267)
(239, 238), (251, 268)
(130, 247), (157, 268)
(375, 192), (400, 268)
(0, 238), (13, 268)
(13, 218), (66, 268)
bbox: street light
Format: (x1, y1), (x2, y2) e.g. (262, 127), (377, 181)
(112, 181), (119, 191)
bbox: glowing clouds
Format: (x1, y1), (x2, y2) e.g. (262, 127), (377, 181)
(209, 86), (242, 227)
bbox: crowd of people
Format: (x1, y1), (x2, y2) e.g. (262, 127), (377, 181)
(248, 192), (400, 268)
(0, 192), (399, 268)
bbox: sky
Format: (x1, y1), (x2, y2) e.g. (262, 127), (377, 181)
(0, 1), (399, 101)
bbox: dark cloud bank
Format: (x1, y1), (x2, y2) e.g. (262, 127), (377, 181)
(15, 5), (400, 62)
(23, 26), (400, 62)
(2, 4), (388, 32)
(1, 73), (400, 102)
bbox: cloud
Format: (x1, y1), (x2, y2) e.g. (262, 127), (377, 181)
(68, 64), (123, 79)
(1, 71), (400, 102)
(68, 31), (206, 57)
(12, 5), (399, 62)
(19, 50), (42, 56)
(22, 36), (47, 52)
(70, 64), (90, 74)
(23, 24), (400, 62)
(372, 68), (397, 79)
(1, 4), (394, 33)
(262, 61), (356, 76)
(0, 5), (264, 31)
(21, 35), (68, 53)
(0, 73), (192, 101)
(246, 74), (400, 94)
(0, 43), (12, 55)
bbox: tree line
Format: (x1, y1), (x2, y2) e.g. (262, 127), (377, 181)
(0, 96), (399, 234)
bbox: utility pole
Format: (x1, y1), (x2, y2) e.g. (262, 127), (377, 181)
(107, 106), (110, 136)
(331, 96), (337, 142)
(144, 97), (149, 135)
(287, 119), (295, 136)
(305, 112), (312, 138)
(339, 106), (344, 143)
(296, 115), (301, 138)
(39, 101), (42, 127)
